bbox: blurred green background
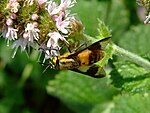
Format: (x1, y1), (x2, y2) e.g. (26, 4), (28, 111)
(1, 0), (150, 113)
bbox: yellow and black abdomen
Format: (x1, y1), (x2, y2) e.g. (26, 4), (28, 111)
(77, 49), (104, 66)
(58, 58), (80, 69)
(89, 50), (104, 64)
(55, 53), (80, 70)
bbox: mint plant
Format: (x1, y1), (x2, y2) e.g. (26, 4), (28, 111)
(0, 0), (150, 113)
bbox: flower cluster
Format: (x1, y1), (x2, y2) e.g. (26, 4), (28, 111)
(0, 0), (83, 60)
(137, 0), (150, 9)
(137, 0), (150, 24)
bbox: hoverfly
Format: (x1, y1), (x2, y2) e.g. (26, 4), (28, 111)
(49, 37), (111, 78)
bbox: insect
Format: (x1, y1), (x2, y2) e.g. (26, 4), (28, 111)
(49, 37), (111, 78)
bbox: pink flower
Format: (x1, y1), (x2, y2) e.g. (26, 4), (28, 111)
(47, 32), (63, 48)
(55, 14), (70, 34)
(47, 0), (76, 16)
(33, 22), (38, 27)
(9, 0), (18, 3)
(11, 38), (34, 58)
(37, 0), (47, 5)
(47, 0), (76, 34)
(7, 1), (20, 13)
(6, 18), (13, 26)
(5, 27), (18, 40)
(46, 32), (68, 56)
(12, 38), (28, 52)
(10, 13), (17, 19)
(47, 1), (58, 15)
(31, 14), (39, 20)
(59, 0), (76, 10)
(24, 23), (40, 42)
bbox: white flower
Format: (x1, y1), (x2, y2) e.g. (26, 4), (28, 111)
(55, 14), (70, 34)
(46, 31), (68, 56)
(37, 0), (47, 5)
(47, 1), (58, 15)
(31, 14), (39, 20)
(12, 38), (28, 52)
(10, 13), (17, 20)
(47, 31), (67, 45)
(59, 0), (76, 10)
(9, 0), (18, 3)
(24, 23), (40, 42)
(6, 18), (13, 26)
(47, 0), (76, 34)
(5, 27), (18, 40)
(47, 0), (76, 16)
(11, 38), (34, 58)
(6, 1), (20, 13)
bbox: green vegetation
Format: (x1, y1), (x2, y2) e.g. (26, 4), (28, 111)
(0, 0), (150, 113)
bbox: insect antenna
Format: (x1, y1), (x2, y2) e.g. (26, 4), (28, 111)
(39, 60), (54, 73)
(42, 65), (50, 74)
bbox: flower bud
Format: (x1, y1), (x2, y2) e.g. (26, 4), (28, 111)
(31, 14), (39, 20)
(33, 22), (38, 27)
(6, 18), (13, 26)
(69, 17), (83, 36)
(10, 13), (17, 19)
(23, 32), (29, 40)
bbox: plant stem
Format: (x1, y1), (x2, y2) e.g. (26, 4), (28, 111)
(112, 42), (150, 69)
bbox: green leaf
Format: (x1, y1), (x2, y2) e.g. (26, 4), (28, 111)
(91, 94), (150, 113)
(110, 61), (150, 93)
(118, 24), (150, 57)
(90, 102), (114, 113)
(47, 71), (118, 113)
(97, 20), (111, 39)
(72, 0), (129, 41)
(107, 0), (129, 42)
(0, 99), (13, 113)
(72, 0), (108, 36)
(111, 94), (150, 113)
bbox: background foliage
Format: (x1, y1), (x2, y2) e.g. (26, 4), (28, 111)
(0, 0), (150, 113)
